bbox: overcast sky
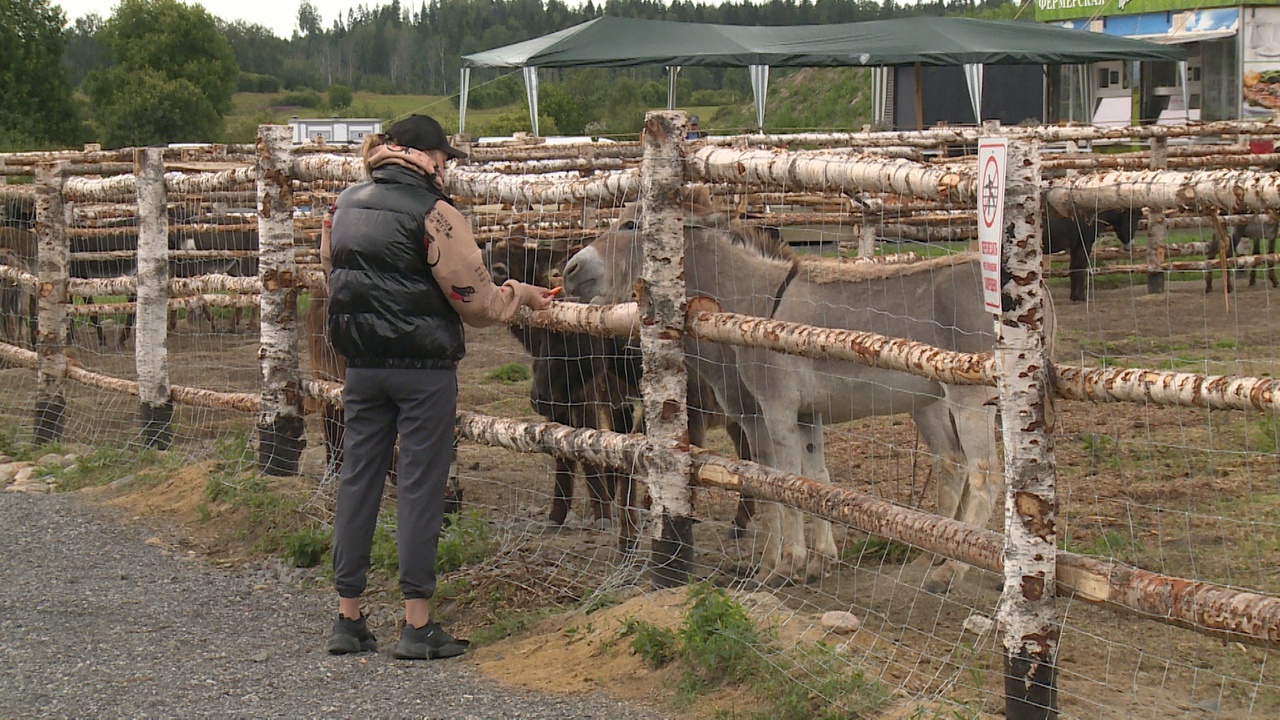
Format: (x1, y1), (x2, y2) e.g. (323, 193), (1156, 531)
(55, 0), (399, 40)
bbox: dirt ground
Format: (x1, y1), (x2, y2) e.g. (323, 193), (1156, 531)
(6, 270), (1280, 718)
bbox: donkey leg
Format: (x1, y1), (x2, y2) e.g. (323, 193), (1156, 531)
(798, 417), (837, 582)
(926, 389), (1000, 594)
(583, 460), (614, 531)
(549, 458), (575, 526)
(909, 402), (967, 592)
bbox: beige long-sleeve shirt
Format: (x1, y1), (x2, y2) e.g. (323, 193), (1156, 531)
(320, 159), (543, 328)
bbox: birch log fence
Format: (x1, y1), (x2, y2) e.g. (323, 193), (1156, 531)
(2, 120), (1280, 718)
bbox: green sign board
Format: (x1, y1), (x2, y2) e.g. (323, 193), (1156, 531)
(1035, 0), (1272, 22)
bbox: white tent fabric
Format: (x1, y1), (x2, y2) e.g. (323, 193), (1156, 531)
(459, 67), (471, 133)
(964, 63), (983, 123)
(749, 64), (769, 131)
(871, 66), (888, 126)
(523, 66), (540, 137)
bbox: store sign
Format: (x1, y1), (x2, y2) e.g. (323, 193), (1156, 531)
(1035, 0), (1246, 23)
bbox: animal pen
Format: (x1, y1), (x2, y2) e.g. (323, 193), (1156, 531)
(3, 118), (1280, 717)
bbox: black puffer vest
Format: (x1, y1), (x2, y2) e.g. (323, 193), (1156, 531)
(327, 164), (465, 369)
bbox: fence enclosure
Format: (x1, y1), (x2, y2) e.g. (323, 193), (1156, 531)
(3, 120), (1280, 718)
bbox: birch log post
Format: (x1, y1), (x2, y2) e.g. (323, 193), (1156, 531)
(33, 162), (68, 445)
(857, 217), (877, 259)
(1147, 137), (1168, 295)
(256, 126), (305, 475)
(638, 111), (693, 586)
(997, 139), (1059, 719)
(134, 148), (172, 448)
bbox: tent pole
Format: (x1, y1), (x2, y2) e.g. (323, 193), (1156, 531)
(667, 66), (680, 111)
(915, 62), (924, 131)
(522, 66), (540, 137)
(459, 67), (471, 134)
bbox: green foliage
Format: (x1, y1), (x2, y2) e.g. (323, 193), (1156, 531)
(842, 536), (914, 564)
(85, 0), (238, 146)
(283, 526), (331, 568)
(470, 74), (525, 110)
(679, 583), (761, 686)
(87, 68), (223, 147)
(478, 109), (560, 137)
(619, 618), (677, 669)
(487, 362), (531, 383)
(328, 84), (354, 110)
(280, 89), (325, 109)
(436, 510), (495, 574)
(0, 0), (85, 147)
(238, 72), (283, 93)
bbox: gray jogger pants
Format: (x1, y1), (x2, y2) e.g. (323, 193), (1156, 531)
(332, 367), (457, 601)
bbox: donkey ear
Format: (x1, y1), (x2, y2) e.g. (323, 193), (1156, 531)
(684, 212), (730, 231)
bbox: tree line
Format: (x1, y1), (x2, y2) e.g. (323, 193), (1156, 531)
(2, 0), (1015, 150)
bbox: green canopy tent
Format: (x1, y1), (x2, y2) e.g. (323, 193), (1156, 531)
(459, 15), (1185, 135)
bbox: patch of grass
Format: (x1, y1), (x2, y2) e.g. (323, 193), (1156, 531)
(283, 526), (331, 568)
(486, 362), (531, 383)
(436, 510), (495, 574)
(619, 584), (889, 718)
(467, 609), (552, 646)
(619, 618), (677, 669)
(842, 535), (913, 564)
(679, 583), (763, 687)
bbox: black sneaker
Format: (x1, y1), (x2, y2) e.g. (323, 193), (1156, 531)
(326, 614), (377, 655)
(393, 621), (469, 660)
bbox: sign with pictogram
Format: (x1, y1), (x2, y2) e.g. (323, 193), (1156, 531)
(977, 138), (1007, 314)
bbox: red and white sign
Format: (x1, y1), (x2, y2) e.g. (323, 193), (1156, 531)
(977, 138), (1007, 314)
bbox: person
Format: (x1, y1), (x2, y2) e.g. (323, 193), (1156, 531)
(320, 114), (556, 660)
(686, 114), (704, 140)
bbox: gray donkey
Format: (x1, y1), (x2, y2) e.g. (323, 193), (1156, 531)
(564, 205), (1033, 591)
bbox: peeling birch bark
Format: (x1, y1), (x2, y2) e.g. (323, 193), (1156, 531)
(62, 174), (137, 201)
(33, 162), (68, 444)
(638, 111), (693, 585)
(686, 310), (996, 386)
(473, 158), (633, 175)
(467, 142), (642, 163)
(169, 385), (260, 413)
(290, 155), (365, 183)
(68, 274), (262, 298)
(1045, 166), (1280, 214)
(0, 264), (38, 291)
(255, 126), (305, 476)
(512, 301), (639, 338)
(996, 139), (1059, 719)
(163, 168), (255, 193)
(687, 146), (977, 203)
(447, 169), (639, 205)
(0, 340), (37, 368)
(134, 149), (173, 448)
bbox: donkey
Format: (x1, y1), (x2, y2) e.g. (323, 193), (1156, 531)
(1204, 216), (1280, 293)
(1044, 206), (1139, 303)
(564, 206), (1015, 592)
(0, 227), (37, 347)
(486, 229), (757, 546)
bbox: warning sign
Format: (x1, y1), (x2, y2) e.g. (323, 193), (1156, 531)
(977, 138), (1007, 314)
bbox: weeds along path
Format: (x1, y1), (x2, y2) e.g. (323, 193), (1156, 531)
(0, 491), (670, 719)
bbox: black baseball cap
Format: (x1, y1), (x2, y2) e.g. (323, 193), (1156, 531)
(387, 114), (467, 160)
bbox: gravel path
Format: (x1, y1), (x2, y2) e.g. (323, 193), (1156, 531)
(0, 492), (670, 719)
